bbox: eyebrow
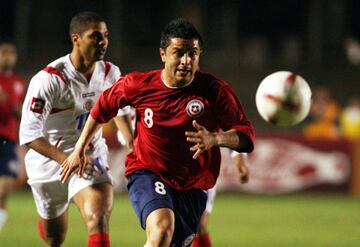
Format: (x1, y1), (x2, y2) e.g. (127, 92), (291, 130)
(173, 47), (198, 52)
(90, 30), (109, 35)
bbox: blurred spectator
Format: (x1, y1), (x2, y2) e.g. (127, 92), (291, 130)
(344, 37), (360, 65)
(340, 95), (360, 140)
(0, 39), (26, 232)
(303, 86), (340, 140)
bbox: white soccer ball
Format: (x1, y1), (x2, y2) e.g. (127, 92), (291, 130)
(255, 71), (312, 126)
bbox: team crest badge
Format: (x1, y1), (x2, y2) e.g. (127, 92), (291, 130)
(83, 99), (94, 111)
(182, 233), (195, 247)
(186, 99), (204, 118)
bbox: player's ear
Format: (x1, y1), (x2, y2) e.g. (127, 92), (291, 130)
(159, 48), (166, 63)
(71, 33), (80, 45)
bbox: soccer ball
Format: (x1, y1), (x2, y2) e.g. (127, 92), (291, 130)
(255, 71), (312, 127)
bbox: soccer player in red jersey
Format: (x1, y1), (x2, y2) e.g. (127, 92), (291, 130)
(61, 18), (255, 247)
(0, 39), (26, 233)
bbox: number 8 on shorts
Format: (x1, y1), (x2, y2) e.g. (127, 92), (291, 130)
(154, 181), (166, 195)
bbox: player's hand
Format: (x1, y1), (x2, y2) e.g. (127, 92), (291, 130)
(238, 163), (249, 183)
(60, 150), (86, 183)
(116, 130), (134, 152)
(185, 120), (217, 159)
(125, 139), (134, 153)
(81, 158), (105, 180)
(233, 153), (249, 183)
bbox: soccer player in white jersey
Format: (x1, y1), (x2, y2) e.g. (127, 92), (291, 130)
(19, 12), (123, 247)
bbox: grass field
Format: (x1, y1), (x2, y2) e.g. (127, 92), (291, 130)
(0, 190), (359, 247)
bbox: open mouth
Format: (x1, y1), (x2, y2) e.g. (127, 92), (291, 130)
(176, 68), (191, 75)
(97, 49), (106, 55)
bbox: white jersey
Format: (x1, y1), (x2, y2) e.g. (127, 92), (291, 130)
(20, 54), (120, 184)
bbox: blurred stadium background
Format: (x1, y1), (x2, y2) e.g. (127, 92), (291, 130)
(1, 0), (360, 246)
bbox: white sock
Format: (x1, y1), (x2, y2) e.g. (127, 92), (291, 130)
(0, 208), (7, 232)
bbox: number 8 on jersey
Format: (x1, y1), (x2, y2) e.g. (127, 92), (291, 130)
(144, 108), (154, 128)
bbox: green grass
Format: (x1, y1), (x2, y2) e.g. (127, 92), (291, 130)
(1, 190), (359, 246)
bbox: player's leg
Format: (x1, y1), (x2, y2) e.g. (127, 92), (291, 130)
(197, 211), (210, 236)
(30, 181), (70, 246)
(0, 138), (19, 232)
(38, 212), (68, 247)
(0, 176), (15, 232)
(69, 156), (114, 247)
(14, 145), (28, 188)
(192, 211), (211, 247)
(171, 189), (207, 247)
(127, 169), (175, 247)
(145, 208), (175, 247)
(192, 187), (216, 247)
(72, 182), (113, 247)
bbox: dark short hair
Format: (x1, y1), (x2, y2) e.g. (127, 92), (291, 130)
(69, 11), (105, 36)
(160, 18), (203, 49)
(0, 37), (15, 47)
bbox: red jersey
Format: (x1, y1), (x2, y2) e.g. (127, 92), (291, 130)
(91, 70), (255, 190)
(0, 73), (26, 142)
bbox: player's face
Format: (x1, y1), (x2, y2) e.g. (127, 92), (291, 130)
(73, 21), (109, 62)
(160, 38), (201, 87)
(0, 43), (17, 73)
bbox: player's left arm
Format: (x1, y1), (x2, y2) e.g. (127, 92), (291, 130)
(113, 112), (133, 151)
(186, 120), (251, 159)
(107, 66), (134, 150)
(186, 81), (254, 159)
(232, 152), (249, 183)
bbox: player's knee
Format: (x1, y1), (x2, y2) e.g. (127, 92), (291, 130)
(147, 228), (173, 247)
(197, 212), (209, 235)
(44, 232), (66, 247)
(0, 179), (13, 203)
(84, 210), (110, 233)
(197, 222), (208, 235)
(147, 219), (174, 246)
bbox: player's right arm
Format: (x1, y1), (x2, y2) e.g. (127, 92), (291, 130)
(60, 76), (130, 182)
(60, 115), (101, 182)
(26, 138), (67, 164)
(19, 71), (68, 163)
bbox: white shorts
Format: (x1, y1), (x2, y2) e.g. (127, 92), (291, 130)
(26, 151), (112, 219)
(31, 171), (112, 219)
(205, 186), (217, 213)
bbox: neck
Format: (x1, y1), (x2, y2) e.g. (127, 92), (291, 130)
(161, 71), (176, 87)
(0, 67), (13, 76)
(70, 51), (96, 75)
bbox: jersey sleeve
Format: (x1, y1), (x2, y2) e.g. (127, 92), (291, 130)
(212, 81), (255, 152)
(91, 75), (131, 123)
(19, 72), (59, 145)
(104, 62), (121, 88)
(108, 64), (121, 84)
(103, 62), (129, 117)
(117, 105), (132, 116)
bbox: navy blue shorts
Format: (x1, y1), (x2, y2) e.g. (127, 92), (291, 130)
(0, 137), (19, 178)
(127, 169), (207, 247)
